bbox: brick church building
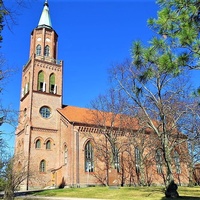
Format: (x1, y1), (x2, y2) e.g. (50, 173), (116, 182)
(15, 1), (190, 190)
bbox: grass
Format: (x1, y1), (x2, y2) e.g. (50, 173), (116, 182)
(16, 186), (200, 200)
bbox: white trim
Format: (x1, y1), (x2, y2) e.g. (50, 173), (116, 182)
(53, 84), (57, 94)
(43, 82), (46, 92)
(21, 88), (24, 98)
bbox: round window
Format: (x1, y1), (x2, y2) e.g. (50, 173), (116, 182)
(39, 106), (51, 118)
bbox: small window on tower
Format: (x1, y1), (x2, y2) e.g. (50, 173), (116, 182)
(38, 71), (45, 92)
(44, 45), (50, 57)
(23, 108), (27, 117)
(40, 106), (51, 118)
(36, 44), (41, 56)
(46, 140), (51, 150)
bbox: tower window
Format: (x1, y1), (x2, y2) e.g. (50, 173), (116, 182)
(46, 140), (51, 150)
(38, 71), (45, 92)
(23, 108), (27, 118)
(36, 44), (41, 56)
(40, 106), (51, 118)
(35, 139), (41, 149)
(85, 141), (94, 172)
(39, 160), (46, 172)
(49, 73), (56, 94)
(44, 45), (50, 57)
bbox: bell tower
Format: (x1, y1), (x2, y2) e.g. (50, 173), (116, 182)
(15, 0), (64, 190)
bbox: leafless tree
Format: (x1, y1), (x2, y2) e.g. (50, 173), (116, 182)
(3, 157), (26, 199)
(89, 89), (162, 186)
(88, 89), (134, 186)
(109, 58), (196, 189)
(179, 100), (200, 185)
(0, 1), (38, 197)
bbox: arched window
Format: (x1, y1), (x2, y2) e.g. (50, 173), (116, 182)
(64, 145), (68, 165)
(113, 145), (120, 172)
(17, 161), (22, 171)
(35, 139), (41, 149)
(155, 149), (163, 174)
(85, 141), (94, 172)
(49, 73), (56, 94)
(135, 147), (140, 174)
(39, 160), (46, 172)
(174, 151), (181, 174)
(23, 108), (27, 118)
(44, 45), (50, 57)
(38, 71), (45, 92)
(46, 140), (51, 150)
(36, 44), (41, 56)
(24, 76), (29, 95)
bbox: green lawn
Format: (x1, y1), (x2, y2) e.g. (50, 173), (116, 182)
(18, 186), (200, 200)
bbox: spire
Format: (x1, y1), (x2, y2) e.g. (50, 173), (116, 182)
(38, 0), (52, 29)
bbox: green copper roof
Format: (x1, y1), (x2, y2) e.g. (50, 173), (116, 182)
(38, 0), (52, 29)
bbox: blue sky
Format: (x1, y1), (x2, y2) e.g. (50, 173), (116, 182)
(1, 0), (199, 150)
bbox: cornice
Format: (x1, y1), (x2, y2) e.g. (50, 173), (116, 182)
(31, 126), (58, 133)
(32, 90), (61, 97)
(35, 59), (62, 70)
(78, 126), (100, 133)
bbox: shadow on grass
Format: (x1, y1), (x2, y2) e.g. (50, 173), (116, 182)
(161, 196), (200, 200)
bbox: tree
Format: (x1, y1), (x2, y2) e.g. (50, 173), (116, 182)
(3, 155), (29, 200)
(0, 136), (9, 191)
(179, 101), (200, 185)
(109, 39), (197, 191)
(0, 0), (31, 198)
(90, 87), (181, 187)
(148, 0), (200, 97)
(148, 0), (200, 71)
(148, 0), (200, 181)
(89, 89), (131, 186)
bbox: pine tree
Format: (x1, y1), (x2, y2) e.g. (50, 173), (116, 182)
(148, 0), (200, 71)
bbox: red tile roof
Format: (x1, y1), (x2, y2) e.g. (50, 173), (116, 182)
(57, 105), (92, 124)
(57, 105), (139, 130)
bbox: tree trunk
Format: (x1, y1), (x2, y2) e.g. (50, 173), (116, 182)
(4, 187), (14, 200)
(161, 134), (174, 187)
(139, 160), (146, 186)
(162, 137), (179, 198)
(188, 161), (195, 186)
(165, 151), (174, 188)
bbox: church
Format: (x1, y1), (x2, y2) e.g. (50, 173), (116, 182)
(15, 1), (190, 190)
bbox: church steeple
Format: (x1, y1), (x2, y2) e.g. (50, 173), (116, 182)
(15, 0), (64, 190)
(29, 0), (58, 59)
(38, 0), (52, 29)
